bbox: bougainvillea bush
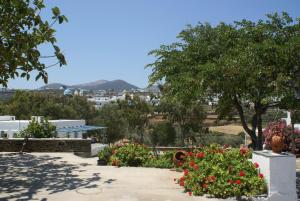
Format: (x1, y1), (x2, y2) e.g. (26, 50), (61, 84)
(263, 120), (300, 152)
(175, 144), (266, 198)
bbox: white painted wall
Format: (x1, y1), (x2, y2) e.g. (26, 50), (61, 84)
(252, 151), (297, 201)
(0, 118), (85, 138)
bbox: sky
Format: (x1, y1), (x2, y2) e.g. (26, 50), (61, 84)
(7, 0), (300, 89)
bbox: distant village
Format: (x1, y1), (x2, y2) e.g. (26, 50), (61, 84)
(0, 80), (161, 109)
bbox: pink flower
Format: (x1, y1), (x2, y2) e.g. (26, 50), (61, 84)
(254, 162), (259, 168)
(184, 169), (189, 175)
(259, 173), (264, 178)
(188, 191), (192, 196)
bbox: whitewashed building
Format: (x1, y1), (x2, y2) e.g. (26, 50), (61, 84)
(0, 116), (86, 138)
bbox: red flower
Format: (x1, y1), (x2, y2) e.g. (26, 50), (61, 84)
(188, 191), (192, 196)
(254, 162), (259, 168)
(207, 176), (216, 182)
(239, 171), (245, 177)
(180, 177), (184, 181)
(184, 169), (189, 175)
(259, 173), (264, 178)
(189, 161), (195, 167)
(235, 180), (241, 185)
(187, 152), (194, 157)
(178, 161), (183, 167)
(202, 183), (208, 188)
(227, 180), (234, 184)
(193, 165), (199, 170)
(180, 181), (184, 186)
(197, 152), (205, 159)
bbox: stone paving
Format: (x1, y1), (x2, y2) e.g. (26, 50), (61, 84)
(0, 152), (299, 201)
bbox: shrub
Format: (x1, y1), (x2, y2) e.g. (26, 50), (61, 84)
(175, 144), (266, 198)
(110, 143), (150, 167)
(98, 146), (114, 162)
(149, 123), (176, 146)
(143, 151), (175, 169)
(18, 119), (57, 138)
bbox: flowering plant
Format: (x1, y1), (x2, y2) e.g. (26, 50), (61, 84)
(109, 143), (150, 167)
(175, 144), (266, 198)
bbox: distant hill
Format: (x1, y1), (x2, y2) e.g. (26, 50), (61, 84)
(72, 80), (108, 88)
(39, 79), (139, 92)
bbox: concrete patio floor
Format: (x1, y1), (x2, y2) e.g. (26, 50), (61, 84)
(0, 152), (231, 201)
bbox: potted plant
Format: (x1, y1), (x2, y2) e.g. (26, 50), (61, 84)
(97, 146), (113, 166)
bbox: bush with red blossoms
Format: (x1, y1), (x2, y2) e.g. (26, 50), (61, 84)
(175, 144), (266, 198)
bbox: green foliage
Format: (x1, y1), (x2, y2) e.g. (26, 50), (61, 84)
(149, 122), (176, 146)
(98, 146), (114, 162)
(117, 95), (152, 142)
(0, 91), (96, 122)
(176, 144), (266, 198)
(199, 131), (244, 148)
(19, 118), (56, 138)
(110, 143), (150, 167)
(155, 100), (206, 145)
(93, 104), (127, 143)
(0, 0), (67, 87)
(147, 12), (300, 150)
(143, 151), (175, 169)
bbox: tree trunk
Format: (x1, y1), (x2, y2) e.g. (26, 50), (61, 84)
(233, 96), (257, 148)
(256, 113), (263, 150)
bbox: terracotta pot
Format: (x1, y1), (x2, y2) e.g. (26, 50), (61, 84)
(173, 150), (187, 167)
(271, 135), (284, 154)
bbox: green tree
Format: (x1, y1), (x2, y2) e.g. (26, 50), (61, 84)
(148, 12), (300, 150)
(0, 91), (97, 122)
(156, 99), (205, 145)
(93, 103), (128, 143)
(117, 95), (152, 143)
(0, 0), (67, 87)
(149, 122), (176, 146)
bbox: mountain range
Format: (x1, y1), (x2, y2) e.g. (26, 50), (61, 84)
(39, 79), (140, 92)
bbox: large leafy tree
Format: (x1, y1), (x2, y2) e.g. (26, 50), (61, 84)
(148, 12), (300, 150)
(0, 0), (67, 87)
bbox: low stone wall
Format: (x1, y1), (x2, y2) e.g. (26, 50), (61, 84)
(0, 138), (91, 153)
